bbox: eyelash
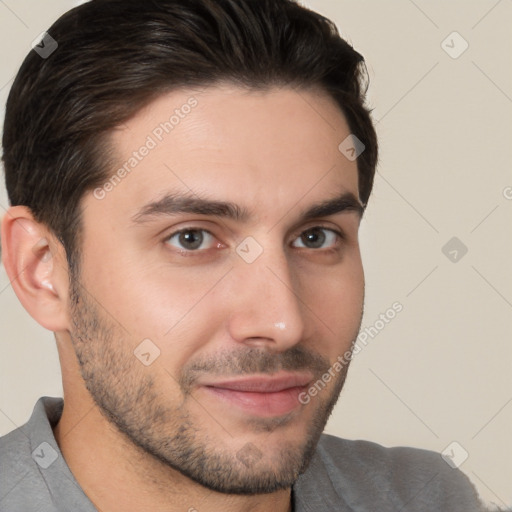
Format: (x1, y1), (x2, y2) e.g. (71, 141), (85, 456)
(163, 225), (344, 253)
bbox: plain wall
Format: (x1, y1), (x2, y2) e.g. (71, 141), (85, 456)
(0, 0), (511, 507)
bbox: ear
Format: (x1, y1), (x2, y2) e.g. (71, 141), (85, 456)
(1, 206), (70, 332)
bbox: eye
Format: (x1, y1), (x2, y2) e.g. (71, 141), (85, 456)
(291, 227), (341, 249)
(165, 229), (216, 251)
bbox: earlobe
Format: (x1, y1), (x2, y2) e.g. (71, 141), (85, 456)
(1, 206), (70, 332)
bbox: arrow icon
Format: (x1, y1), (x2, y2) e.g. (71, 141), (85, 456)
(441, 441), (468, 469)
(441, 32), (468, 59)
(32, 442), (58, 468)
(441, 236), (468, 263)
(31, 32), (58, 59)
(134, 339), (161, 366)
(236, 236), (263, 263)
(338, 134), (365, 161)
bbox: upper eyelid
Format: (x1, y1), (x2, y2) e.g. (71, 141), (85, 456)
(293, 224), (345, 240)
(164, 226), (214, 239)
(168, 227), (213, 236)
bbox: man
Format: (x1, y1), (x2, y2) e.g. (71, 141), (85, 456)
(0, 0), (484, 510)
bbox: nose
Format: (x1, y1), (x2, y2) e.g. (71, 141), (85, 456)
(226, 247), (308, 352)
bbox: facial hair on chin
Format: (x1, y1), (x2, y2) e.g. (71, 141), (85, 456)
(68, 280), (357, 494)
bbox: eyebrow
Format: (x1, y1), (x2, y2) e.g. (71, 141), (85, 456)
(132, 193), (249, 223)
(301, 193), (364, 220)
(131, 191), (363, 224)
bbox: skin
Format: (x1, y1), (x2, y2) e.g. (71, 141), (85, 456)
(2, 84), (365, 512)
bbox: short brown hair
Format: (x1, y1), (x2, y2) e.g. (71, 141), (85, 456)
(2, 0), (378, 271)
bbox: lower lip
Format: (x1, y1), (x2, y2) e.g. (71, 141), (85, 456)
(202, 386), (307, 417)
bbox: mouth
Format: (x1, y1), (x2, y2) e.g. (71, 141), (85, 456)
(199, 372), (313, 417)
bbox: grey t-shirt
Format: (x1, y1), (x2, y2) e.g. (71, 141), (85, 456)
(0, 397), (483, 511)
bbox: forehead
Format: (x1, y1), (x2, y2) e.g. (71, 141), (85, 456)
(94, 84), (359, 222)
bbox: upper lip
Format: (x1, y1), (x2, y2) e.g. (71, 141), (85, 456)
(201, 372), (313, 393)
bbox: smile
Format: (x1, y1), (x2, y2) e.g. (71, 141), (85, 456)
(199, 372), (313, 417)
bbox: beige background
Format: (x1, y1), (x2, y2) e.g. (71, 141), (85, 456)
(1, 0), (511, 507)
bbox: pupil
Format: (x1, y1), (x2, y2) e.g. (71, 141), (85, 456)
(180, 230), (203, 249)
(303, 228), (325, 248)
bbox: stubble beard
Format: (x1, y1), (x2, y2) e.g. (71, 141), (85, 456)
(67, 278), (357, 494)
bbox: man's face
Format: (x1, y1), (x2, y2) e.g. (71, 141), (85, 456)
(68, 84), (364, 494)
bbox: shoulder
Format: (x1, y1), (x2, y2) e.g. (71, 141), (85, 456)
(294, 434), (484, 512)
(0, 398), (63, 512)
(0, 422), (47, 511)
(0, 419), (34, 483)
(316, 433), (454, 477)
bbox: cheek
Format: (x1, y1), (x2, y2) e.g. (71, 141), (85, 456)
(303, 258), (364, 352)
(82, 237), (223, 335)
(104, 265), (230, 375)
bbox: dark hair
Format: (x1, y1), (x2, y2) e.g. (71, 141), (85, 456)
(2, 0), (378, 272)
